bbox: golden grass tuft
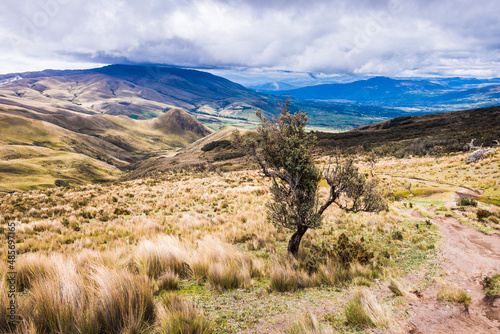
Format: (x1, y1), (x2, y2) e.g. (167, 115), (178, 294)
(155, 293), (213, 334)
(388, 278), (410, 297)
(16, 253), (56, 291)
(134, 236), (189, 279)
(268, 259), (314, 292)
(437, 284), (472, 307)
(20, 258), (155, 334)
(288, 313), (331, 334)
(89, 266), (155, 333)
(158, 270), (180, 291)
(345, 288), (391, 328)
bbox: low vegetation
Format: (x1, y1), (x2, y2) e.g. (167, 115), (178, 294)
(483, 274), (500, 299)
(345, 288), (391, 328)
(437, 284), (472, 308)
(0, 165), (442, 333)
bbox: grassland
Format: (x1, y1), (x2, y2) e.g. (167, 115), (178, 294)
(375, 151), (500, 205)
(0, 109), (211, 191)
(0, 160), (452, 333)
(1, 128), (499, 333)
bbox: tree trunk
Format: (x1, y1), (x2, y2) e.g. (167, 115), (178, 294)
(287, 225), (309, 258)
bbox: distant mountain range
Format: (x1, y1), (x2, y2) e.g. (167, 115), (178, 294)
(259, 76), (500, 112)
(0, 64), (405, 131)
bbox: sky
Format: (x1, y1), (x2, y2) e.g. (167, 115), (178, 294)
(1, 0), (500, 84)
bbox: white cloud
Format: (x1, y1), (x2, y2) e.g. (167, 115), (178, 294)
(0, 0), (499, 77)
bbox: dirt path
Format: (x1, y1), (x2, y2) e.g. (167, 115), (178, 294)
(379, 174), (483, 197)
(406, 199), (500, 333)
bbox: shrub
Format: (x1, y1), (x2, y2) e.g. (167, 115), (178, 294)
(334, 234), (373, 268)
(54, 179), (69, 187)
(113, 207), (130, 215)
(437, 284), (472, 308)
(391, 230), (403, 240)
(201, 140), (231, 152)
(483, 274), (500, 299)
(477, 209), (492, 221)
(213, 152), (245, 161)
(457, 197), (477, 207)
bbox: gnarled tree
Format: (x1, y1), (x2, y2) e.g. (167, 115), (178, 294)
(233, 100), (387, 257)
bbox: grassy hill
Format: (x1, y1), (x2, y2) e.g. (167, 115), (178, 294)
(315, 106), (500, 157)
(0, 108), (211, 191)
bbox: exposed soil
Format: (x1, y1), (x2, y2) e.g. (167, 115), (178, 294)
(405, 188), (500, 333)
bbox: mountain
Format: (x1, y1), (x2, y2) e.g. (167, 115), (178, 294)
(267, 76), (500, 112)
(0, 64), (402, 131)
(0, 64), (273, 121)
(315, 106), (500, 156)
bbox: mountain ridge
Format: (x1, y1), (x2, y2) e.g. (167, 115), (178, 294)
(0, 64), (404, 131)
(264, 76), (500, 112)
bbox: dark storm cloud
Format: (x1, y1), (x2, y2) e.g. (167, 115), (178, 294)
(0, 0), (499, 77)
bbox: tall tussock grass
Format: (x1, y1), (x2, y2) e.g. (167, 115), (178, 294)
(88, 266), (155, 333)
(191, 236), (251, 290)
(0, 277), (15, 333)
(134, 236), (190, 279)
(269, 257), (314, 292)
(19, 256), (155, 334)
(345, 288), (391, 328)
(155, 293), (213, 334)
(288, 313), (331, 334)
(16, 253), (56, 292)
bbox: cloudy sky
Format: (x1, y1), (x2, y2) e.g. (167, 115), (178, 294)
(1, 0), (500, 82)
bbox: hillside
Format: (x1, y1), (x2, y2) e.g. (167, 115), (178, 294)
(315, 106), (500, 156)
(123, 126), (248, 180)
(0, 64), (402, 131)
(0, 107), (210, 191)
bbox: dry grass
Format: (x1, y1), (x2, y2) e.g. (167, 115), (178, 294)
(389, 278), (410, 297)
(345, 288), (392, 328)
(134, 236), (189, 279)
(437, 284), (472, 307)
(288, 313), (332, 334)
(0, 167), (443, 332)
(155, 293), (213, 334)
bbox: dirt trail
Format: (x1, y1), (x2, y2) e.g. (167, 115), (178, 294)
(406, 194), (500, 333)
(380, 174), (483, 197)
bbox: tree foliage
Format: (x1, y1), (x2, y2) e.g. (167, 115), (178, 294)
(234, 100), (386, 257)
